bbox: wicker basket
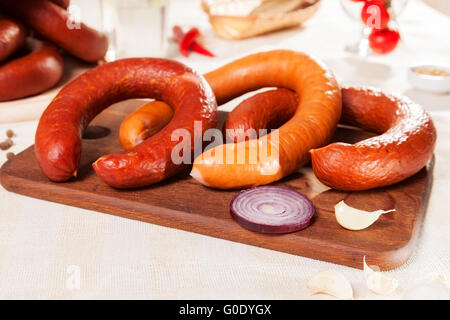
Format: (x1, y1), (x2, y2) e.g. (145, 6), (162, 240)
(202, 0), (321, 40)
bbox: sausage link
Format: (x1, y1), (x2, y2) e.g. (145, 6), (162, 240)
(35, 58), (217, 188)
(0, 38), (63, 101)
(0, 17), (27, 62)
(190, 50), (341, 189)
(0, 0), (107, 62)
(119, 101), (174, 151)
(310, 86), (437, 190)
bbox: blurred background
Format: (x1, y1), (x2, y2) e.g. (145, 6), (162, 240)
(68, 0), (450, 110)
(0, 0), (449, 122)
(422, 0), (450, 15)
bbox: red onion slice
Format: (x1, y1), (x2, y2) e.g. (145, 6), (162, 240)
(230, 186), (315, 234)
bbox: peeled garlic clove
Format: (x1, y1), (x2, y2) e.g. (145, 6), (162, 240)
(364, 257), (398, 295)
(335, 201), (395, 231)
(307, 270), (353, 300)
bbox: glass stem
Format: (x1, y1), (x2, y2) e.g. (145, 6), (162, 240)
(100, 0), (118, 61)
(345, 25), (372, 57)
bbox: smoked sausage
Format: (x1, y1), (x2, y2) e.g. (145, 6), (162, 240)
(35, 58), (217, 188)
(223, 88), (298, 142)
(0, 0), (108, 62)
(0, 17), (27, 63)
(0, 38), (63, 101)
(190, 50), (341, 189)
(223, 86), (436, 190)
(120, 84), (436, 190)
(310, 86), (437, 190)
(120, 101), (174, 151)
(117, 60), (437, 191)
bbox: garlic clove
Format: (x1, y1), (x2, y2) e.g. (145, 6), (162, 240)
(307, 270), (353, 300)
(335, 201), (395, 231)
(364, 257), (398, 295)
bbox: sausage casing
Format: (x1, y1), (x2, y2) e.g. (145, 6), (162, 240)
(119, 101), (174, 151)
(0, 38), (63, 101)
(35, 58), (217, 188)
(190, 50), (342, 189)
(0, 17), (27, 62)
(0, 0), (108, 62)
(310, 86), (437, 190)
(223, 86), (437, 190)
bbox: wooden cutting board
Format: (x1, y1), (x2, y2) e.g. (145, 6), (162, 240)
(0, 101), (434, 270)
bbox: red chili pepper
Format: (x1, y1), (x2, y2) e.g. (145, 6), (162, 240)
(173, 25), (215, 58)
(180, 27), (200, 57)
(191, 42), (215, 57)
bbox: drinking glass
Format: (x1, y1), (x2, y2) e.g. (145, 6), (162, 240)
(101, 0), (170, 61)
(339, 0), (409, 56)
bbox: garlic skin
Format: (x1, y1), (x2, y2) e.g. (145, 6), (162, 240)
(403, 274), (450, 300)
(307, 270), (353, 300)
(334, 201), (395, 231)
(364, 257), (398, 295)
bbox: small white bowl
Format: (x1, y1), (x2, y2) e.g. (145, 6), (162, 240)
(408, 65), (450, 94)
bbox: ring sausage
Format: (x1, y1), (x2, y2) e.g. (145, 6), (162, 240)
(223, 88), (298, 142)
(0, 17), (27, 63)
(0, 38), (63, 101)
(191, 50), (341, 189)
(310, 86), (437, 190)
(35, 50), (338, 189)
(223, 86), (436, 190)
(0, 0), (108, 62)
(119, 83), (437, 190)
(35, 58), (217, 188)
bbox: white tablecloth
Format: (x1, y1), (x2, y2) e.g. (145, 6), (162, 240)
(0, 0), (449, 299)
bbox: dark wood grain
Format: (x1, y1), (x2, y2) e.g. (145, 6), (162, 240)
(0, 101), (434, 270)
